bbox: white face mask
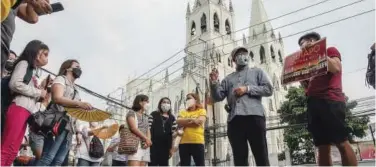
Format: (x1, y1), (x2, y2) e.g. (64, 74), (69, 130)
(161, 103), (171, 112)
(90, 122), (98, 127)
(143, 103), (150, 111)
(185, 99), (196, 109)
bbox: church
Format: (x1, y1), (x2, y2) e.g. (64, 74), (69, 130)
(125, 0), (290, 165)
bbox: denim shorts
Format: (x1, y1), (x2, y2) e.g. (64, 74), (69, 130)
(29, 131), (45, 153)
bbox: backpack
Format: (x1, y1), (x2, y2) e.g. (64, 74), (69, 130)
(1, 66), (33, 133)
(88, 135), (104, 158)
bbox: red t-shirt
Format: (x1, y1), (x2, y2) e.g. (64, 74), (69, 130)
(306, 47), (345, 102)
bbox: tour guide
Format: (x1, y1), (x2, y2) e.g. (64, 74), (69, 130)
(209, 46), (273, 166)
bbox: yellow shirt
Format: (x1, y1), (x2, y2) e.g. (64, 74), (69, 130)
(1, 0), (17, 22)
(178, 108), (207, 144)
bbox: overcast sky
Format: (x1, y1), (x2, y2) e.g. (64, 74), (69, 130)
(10, 0), (375, 109)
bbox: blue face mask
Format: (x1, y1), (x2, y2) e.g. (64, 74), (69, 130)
(235, 54), (249, 66)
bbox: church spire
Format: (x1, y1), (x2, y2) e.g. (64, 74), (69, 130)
(249, 0), (273, 38)
(229, 0), (234, 13)
(186, 2), (191, 17)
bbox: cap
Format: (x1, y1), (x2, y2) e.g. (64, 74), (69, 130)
(231, 46), (248, 61)
(298, 32), (321, 45)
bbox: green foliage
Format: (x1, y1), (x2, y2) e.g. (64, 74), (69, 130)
(277, 86), (370, 165)
(278, 152), (286, 161)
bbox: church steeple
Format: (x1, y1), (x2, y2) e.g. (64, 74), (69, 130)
(249, 0), (273, 40)
(186, 2), (191, 18)
(229, 0), (234, 13)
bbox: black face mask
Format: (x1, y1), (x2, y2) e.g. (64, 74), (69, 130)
(5, 60), (13, 71)
(72, 68), (82, 78)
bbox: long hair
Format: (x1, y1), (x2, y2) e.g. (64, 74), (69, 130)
(157, 97), (172, 114)
(58, 59), (79, 76)
(13, 40), (49, 70)
(131, 94), (149, 111)
(186, 93), (203, 109)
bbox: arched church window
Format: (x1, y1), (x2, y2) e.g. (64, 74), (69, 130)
(191, 21), (196, 36)
(270, 45), (275, 61)
(214, 13), (220, 32)
(263, 24), (267, 34)
(201, 14), (207, 33)
(278, 50), (283, 63)
(269, 99), (274, 111)
(249, 51), (254, 61)
(260, 46), (266, 64)
(253, 29), (257, 40)
(217, 53), (221, 63)
(273, 74), (280, 91)
(225, 19), (231, 35)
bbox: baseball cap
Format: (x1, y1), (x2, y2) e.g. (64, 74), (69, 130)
(231, 46), (248, 61)
(298, 32), (321, 46)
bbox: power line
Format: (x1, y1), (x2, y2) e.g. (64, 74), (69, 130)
(129, 9), (374, 95)
(125, 0), (367, 93)
(108, 0), (332, 95)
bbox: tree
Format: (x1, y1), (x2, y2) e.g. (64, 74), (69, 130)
(277, 86), (370, 165)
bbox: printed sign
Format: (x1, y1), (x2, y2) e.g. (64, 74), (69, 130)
(281, 38), (328, 85)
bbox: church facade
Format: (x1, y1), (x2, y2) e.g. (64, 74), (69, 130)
(125, 0), (290, 165)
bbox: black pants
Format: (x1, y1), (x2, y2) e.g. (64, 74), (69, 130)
(149, 145), (169, 166)
(179, 144), (205, 166)
(307, 97), (348, 146)
(227, 115), (270, 166)
(112, 159), (127, 166)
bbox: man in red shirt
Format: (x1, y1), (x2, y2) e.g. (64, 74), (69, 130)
(299, 32), (357, 166)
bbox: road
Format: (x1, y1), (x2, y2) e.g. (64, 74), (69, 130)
(300, 160), (375, 166)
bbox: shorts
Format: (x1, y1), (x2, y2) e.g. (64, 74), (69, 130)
(29, 131), (45, 153)
(127, 144), (150, 162)
(307, 97), (349, 146)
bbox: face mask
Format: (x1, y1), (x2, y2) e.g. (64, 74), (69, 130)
(185, 99), (196, 109)
(235, 54), (249, 66)
(161, 103), (171, 112)
(72, 68), (82, 78)
(143, 103), (150, 111)
(90, 122), (98, 127)
(4, 60), (13, 71)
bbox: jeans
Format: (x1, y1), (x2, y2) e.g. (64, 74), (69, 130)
(77, 158), (100, 166)
(29, 130), (45, 165)
(36, 130), (71, 166)
(179, 144), (205, 166)
(227, 115), (270, 166)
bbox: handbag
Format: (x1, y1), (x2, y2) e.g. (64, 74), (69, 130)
(28, 90), (76, 136)
(118, 112), (140, 155)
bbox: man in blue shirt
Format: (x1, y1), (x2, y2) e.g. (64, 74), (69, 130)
(210, 46), (273, 166)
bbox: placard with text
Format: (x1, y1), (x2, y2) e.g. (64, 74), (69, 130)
(281, 38), (328, 85)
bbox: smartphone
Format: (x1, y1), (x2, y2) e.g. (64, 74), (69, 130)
(38, 2), (64, 16)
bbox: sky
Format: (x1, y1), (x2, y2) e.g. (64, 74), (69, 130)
(10, 0), (375, 110)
